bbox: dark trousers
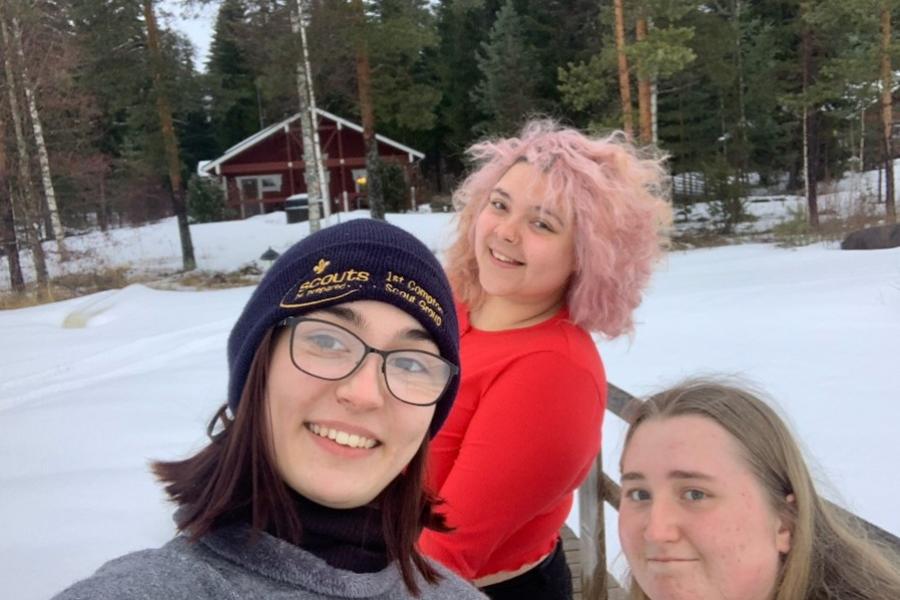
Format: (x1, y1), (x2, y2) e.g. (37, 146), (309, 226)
(480, 539), (573, 600)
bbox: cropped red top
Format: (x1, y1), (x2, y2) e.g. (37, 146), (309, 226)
(420, 304), (606, 579)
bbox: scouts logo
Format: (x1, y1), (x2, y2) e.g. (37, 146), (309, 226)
(280, 258), (370, 309)
(313, 258), (330, 274)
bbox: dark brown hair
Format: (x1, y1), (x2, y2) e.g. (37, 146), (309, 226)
(152, 329), (450, 596)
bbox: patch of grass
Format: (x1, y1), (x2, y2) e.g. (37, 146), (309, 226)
(0, 266), (134, 310)
(773, 198), (887, 247)
(149, 265), (262, 291)
(53, 267), (131, 295)
(1, 264), (264, 311)
(670, 231), (734, 250)
(772, 206), (817, 247)
(0, 291), (45, 310)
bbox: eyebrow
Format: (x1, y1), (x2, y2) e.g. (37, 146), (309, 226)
(620, 470), (716, 482)
(490, 187), (511, 200)
(490, 187), (565, 226)
(316, 306), (433, 344)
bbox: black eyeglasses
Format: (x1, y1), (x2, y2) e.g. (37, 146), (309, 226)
(278, 317), (458, 406)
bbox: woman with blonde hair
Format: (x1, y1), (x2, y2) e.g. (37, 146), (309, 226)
(420, 119), (671, 599)
(618, 378), (900, 600)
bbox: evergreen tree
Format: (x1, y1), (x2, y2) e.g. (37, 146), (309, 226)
(471, 0), (541, 135)
(431, 0), (495, 160)
(207, 0), (261, 152)
(367, 0), (441, 135)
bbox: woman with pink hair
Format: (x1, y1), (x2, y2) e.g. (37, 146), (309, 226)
(420, 120), (671, 599)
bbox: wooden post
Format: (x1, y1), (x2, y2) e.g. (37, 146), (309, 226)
(579, 452), (608, 600)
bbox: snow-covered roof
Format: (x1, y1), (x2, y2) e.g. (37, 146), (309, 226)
(200, 108), (424, 176)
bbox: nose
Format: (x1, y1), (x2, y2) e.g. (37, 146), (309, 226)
(642, 499), (681, 544)
(335, 352), (388, 411)
(494, 216), (520, 243)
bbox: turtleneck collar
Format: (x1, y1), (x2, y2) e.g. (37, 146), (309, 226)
(289, 493), (389, 573)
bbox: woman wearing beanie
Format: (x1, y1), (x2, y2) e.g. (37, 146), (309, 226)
(420, 120), (671, 599)
(53, 219), (485, 600)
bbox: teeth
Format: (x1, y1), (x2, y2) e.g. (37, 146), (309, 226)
(491, 249), (520, 264)
(308, 423), (377, 449)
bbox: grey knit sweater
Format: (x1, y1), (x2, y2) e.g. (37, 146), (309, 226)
(52, 524), (486, 600)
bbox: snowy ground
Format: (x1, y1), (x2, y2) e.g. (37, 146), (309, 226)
(1, 210), (899, 599)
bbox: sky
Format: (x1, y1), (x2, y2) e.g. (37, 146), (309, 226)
(160, 0), (218, 71)
(1, 204), (898, 599)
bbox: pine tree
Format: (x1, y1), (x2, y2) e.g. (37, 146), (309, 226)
(431, 0), (495, 163)
(207, 0), (261, 153)
(471, 0), (540, 135)
(351, 0), (385, 220)
(142, 0), (196, 270)
(367, 0), (441, 136)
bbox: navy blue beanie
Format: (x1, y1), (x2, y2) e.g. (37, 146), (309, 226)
(227, 219), (459, 437)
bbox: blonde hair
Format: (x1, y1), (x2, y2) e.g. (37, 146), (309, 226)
(620, 379), (900, 600)
(444, 119), (671, 338)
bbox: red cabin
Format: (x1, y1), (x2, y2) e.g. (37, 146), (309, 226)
(199, 109), (425, 219)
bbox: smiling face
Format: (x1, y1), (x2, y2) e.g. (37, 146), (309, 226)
(473, 161), (576, 309)
(265, 300), (437, 509)
(618, 416), (792, 600)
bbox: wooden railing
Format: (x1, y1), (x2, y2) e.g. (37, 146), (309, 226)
(576, 383), (900, 600)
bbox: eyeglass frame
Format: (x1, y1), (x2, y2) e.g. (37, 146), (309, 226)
(276, 316), (459, 407)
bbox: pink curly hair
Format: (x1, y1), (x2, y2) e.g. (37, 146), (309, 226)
(444, 119), (672, 338)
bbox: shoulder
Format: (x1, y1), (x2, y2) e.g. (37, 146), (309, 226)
(500, 345), (604, 393)
(418, 562), (488, 599)
(51, 539), (232, 600)
(500, 316), (604, 374)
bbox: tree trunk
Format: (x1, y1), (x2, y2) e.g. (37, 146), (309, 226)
(142, 0), (196, 270)
(613, 0), (633, 137)
(734, 0), (749, 177)
(859, 105), (866, 172)
(881, 1), (895, 221)
(352, 0), (384, 220)
(297, 0), (329, 220)
(11, 14), (66, 257)
(290, 0), (324, 232)
(801, 20), (819, 229)
(0, 12), (48, 298)
(98, 173), (109, 232)
(635, 17), (653, 145)
(0, 110), (25, 292)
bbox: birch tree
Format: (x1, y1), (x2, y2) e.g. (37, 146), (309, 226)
(0, 107), (25, 293)
(10, 10), (66, 257)
(290, 0), (325, 232)
(142, 0), (196, 270)
(0, 11), (49, 298)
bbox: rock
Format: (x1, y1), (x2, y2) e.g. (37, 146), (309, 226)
(841, 224), (900, 250)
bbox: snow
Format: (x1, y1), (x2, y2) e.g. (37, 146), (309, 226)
(2, 210), (898, 598)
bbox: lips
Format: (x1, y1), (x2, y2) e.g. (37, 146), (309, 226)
(489, 248), (524, 266)
(306, 422), (379, 449)
(646, 557), (698, 564)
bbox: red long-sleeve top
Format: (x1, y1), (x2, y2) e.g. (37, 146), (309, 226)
(421, 304), (606, 580)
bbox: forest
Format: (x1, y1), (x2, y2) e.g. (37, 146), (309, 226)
(2, 0), (899, 297)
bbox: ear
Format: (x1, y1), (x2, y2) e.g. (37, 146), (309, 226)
(775, 493), (795, 554)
